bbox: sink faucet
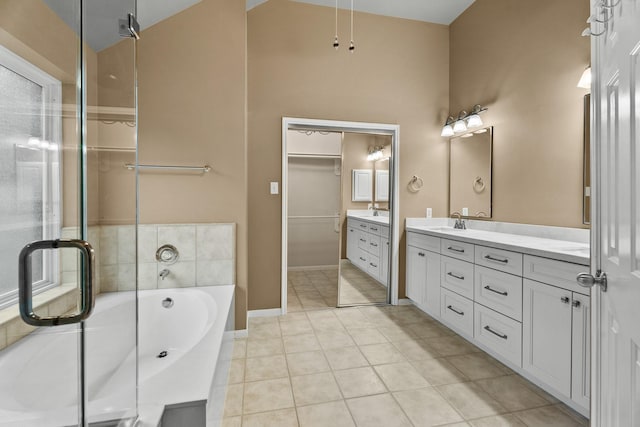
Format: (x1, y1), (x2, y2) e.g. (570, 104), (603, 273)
(159, 269), (171, 280)
(451, 212), (466, 230)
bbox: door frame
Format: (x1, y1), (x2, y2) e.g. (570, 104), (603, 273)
(281, 117), (400, 313)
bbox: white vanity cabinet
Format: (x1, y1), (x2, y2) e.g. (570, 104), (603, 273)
(404, 228), (590, 417)
(346, 217), (389, 286)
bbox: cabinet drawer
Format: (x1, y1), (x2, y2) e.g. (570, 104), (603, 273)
(475, 245), (523, 276)
(475, 266), (523, 321)
(378, 225), (390, 239)
(368, 222), (383, 235)
(367, 234), (381, 257)
(474, 303), (522, 368)
(357, 231), (369, 251)
(350, 219), (371, 233)
(367, 254), (381, 278)
(407, 232), (440, 253)
(441, 288), (474, 337)
(355, 252), (368, 270)
(523, 255), (590, 296)
(441, 239), (475, 263)
(440, 256), (475, 300)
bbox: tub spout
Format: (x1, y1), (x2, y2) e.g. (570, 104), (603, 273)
(159, 269), (170, 280)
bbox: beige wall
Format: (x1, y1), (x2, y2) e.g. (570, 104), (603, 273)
(248, 0), (450, 309)
(450, 0), (590, 228)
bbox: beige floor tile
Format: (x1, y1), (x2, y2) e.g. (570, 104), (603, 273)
(316, 330), (356, 350)
(242, 408), (299, 427)
(348, 328), (389, 346)
(232, 339), (247, 359)
(287, 351), (331, 376)
(334, 366), (387, 398)
(221, 416), (242, 427)
(475, 375), (551, 411)
(446, 353), (510, 380)
(373, 362), (430, 391)
(377, 325), (419, 342)
(437, 382), (507, 419)
(429, 336), (480, 357)
(279, 312), (309, 323)
(283, 333), (322, 354)
(335, 308), (374, 329)
(223, 383), (244, 417)
(280, 319), (314, 336)
(246, 337), (284, 358)
(392, 338), (441, 361)
(393, 387), (464, 427)
(554, 404), (589, 425)
(309, 315), (346, 332)
(469, 414), (527, 427)
(249, 316), (279, 328)
(228, 359), (245, 384)
(248, 323), (283, 340)
(324, 346), (369, 370)
(243, 378), (295, 414)
(291, 372), (343, 406)
(406, 320), (455, 339)
(296, 400), (356, 427)
(346, 393), (412, 427)
(245, 355), (289, 382)
(359, 342), (407, 365)
(513, 405), (586, 427)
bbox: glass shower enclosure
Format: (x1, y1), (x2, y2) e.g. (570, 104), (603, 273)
(0, 1), (138, 425)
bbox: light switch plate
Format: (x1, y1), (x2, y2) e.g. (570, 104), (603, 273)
(462, 207), (469, 216)
(270, 182), (279, 195)
(426, 208), (432, 218)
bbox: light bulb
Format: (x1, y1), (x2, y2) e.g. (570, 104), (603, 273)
(453, 120), (467, 133)
(333, 36), (339, 50)
(467, 114), (483, 128)
(349, 41), (355, 53)
(441, 125), (454, 137)
(577, 67), (591, 89)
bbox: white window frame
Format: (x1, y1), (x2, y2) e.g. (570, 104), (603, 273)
(0, 45), (62, 309)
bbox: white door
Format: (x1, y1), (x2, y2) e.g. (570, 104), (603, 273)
(587, 0), (640, 424)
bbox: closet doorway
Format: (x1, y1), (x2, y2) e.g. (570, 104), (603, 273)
(281, 118), (400, 313)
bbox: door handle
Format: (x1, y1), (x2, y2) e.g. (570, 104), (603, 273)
(19, 239), (95, 326)
(576, 270), (607, 292)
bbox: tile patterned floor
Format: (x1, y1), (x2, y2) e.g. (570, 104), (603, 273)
(338, 261), (388, 306)
(222, 270), (589, 427)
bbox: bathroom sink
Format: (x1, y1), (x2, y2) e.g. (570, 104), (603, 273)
(425, 226), (467, 232)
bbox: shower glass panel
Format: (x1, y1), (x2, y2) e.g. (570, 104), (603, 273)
(0, 1), (138, 425)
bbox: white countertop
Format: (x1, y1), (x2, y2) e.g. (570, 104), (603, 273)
(406, 219), (590, 266)
(347, 210), (390, 226)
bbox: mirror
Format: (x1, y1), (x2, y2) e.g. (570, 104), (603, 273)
(283, 121), (397, 311)
(449, 126), (493, 218)
(583, 94), (591, 225)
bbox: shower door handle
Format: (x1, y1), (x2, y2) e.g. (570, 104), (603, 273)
(19, 239), (95, 326)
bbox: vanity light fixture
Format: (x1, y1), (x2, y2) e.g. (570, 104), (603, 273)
(441, 104), (488, 137)
(577, 67), (591, 89)
(367, 146), (384, 161)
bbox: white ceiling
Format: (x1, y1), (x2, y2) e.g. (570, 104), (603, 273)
(246, 0), (476, 25)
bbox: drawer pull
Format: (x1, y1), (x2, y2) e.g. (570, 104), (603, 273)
(484, 325), (508, 340)
(447, 246), (465, 253)
(370, 242), (378, 247)
(572, 300), (581, 308)
(360, 238), (367, 242)
(447, 305), (464, 316)
(484, 285), (508, 296)
(418, 252), (426, 257)
(370, 263), (378, 268)
(447, 272), (465, 280)
(484, 254), (509, 264)
(561, 296), (570, 304)
(371, 227), (378, 231)
(360, 224), (368, 228)
(359, 257), (366, 261)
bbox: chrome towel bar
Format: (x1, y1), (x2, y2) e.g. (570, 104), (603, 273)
(124, 163), (211, 173)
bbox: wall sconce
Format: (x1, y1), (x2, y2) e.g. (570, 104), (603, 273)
(441, 104), (488, 138)
(577, 67), (591, 89)
(367, 146), (384, 161)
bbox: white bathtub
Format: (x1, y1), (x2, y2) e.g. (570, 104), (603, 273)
(0, 285), (235, 427)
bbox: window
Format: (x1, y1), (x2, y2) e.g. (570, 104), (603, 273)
(0, 45), (62, 309)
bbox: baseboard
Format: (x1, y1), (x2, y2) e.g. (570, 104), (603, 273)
(248, 308), (283, 318)
(398, 298), (414, 306)
(287, 265), (339, 272)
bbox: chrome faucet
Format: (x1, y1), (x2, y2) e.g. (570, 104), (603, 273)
(451, 212), (466, 229)
(159, 269), (171, 280)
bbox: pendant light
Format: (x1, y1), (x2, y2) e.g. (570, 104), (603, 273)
(332, 0), (339, 50)
(349, 0), (355, 53)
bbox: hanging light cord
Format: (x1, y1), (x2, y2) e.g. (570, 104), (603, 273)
(333, 0), (339, 49)
(349, 0), (355, 52)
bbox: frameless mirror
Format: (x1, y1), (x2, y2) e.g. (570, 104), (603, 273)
(374, 157), (390, 209)
(449, 126), (493, 218)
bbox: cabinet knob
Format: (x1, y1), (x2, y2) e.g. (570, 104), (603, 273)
(572, 300), (581, 308)
(418, 252), (425, 257)
(561, 296), (571, 304)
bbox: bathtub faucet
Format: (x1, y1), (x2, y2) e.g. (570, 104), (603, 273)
(159, 269), (171, 280)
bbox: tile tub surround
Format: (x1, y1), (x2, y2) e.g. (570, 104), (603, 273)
(222, 284), (588, 426)
(100, 223), (236, 291)
(405, 218), (589, 265)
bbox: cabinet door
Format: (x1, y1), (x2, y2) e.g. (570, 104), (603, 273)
(380, 237), (389, 286)
(406, 245), (426, 305)
(571, 293), (590, 411)
(523, 279), (572, 396)
(347, 227), (358, 263)
(423, 250), (441, 317)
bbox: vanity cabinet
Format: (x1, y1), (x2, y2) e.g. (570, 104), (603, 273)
(346, 217), (389, 286)
(405, 229), (590, 416)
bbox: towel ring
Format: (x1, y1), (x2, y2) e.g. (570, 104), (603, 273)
(473, 176), (486, 193)
(408, 175), (424, 193)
